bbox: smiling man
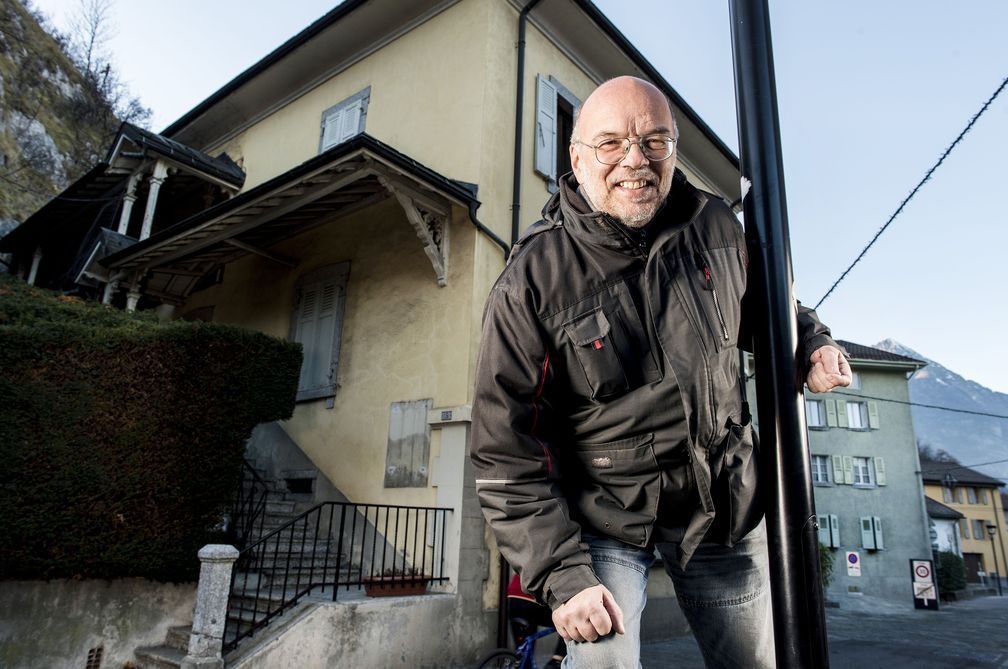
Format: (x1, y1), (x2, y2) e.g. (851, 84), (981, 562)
(472, 76), (850, 668)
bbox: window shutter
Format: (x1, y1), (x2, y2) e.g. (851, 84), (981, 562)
(385, 399), (433, 487)
(291, 263), (349, 403)
(874, 457), (887, 486)
(825, 399), (838, 427)
(861, 516), (876, 550)
(842, 455), (855, 485)
(339, 99), (363, 141)
(831, 455), (845, 485)
(321, 107), (345, 151)
(817, 514), (830, 545)
(534, 75), (558, 180)
(829, 514), (841, 548)
(867, 401), (880, 429)
(835, 400), (848, 428)
(872, 516), (884, 550)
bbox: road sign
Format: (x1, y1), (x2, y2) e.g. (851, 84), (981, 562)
(846, 551), (861, 577)
(910, 558), (939, 610)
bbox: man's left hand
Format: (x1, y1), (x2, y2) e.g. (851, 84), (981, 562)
(806, 345), (852, 393)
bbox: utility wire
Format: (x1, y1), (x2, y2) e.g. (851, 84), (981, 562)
(920, 458), (1008, 476)
(815, 75), (1008, 309)
(831, 389), (1008, 420)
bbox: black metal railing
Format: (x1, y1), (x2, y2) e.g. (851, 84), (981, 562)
(222, 501), (452, 653)
(230, 460), (270, 550)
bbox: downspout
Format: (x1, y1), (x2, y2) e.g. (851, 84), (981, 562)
(511, 0), (545, 245)
(468, 200), (510, 259)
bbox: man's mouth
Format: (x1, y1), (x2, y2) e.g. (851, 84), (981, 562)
(616, 179), (649, 190)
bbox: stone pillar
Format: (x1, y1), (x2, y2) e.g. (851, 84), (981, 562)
(26, 247), (42, 285)
(181, 544), (239, 669)
(140, 161), (169, 241)
(117, 172), (142, 235)
(102, 278), (119, 305)
(126, 287), (142, 312)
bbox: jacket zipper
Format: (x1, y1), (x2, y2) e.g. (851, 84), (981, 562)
(702, 264), (730, 342)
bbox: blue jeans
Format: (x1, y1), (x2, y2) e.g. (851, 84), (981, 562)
(562, 521), (775, 669)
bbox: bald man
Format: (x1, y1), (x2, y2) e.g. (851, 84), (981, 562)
(472, 76), (849, 668)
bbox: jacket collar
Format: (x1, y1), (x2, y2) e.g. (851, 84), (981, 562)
(545, 169), (709, 253)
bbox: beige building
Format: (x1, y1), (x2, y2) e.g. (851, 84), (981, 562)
(2, 0), (743, 666)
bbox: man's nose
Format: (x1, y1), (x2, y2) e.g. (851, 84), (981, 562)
(619, 140), (649, 168)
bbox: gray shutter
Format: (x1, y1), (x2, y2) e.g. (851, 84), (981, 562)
(817, 514), (830, 545)
(861, 516), (876, 550)
(535, 75), (557, 180)
(385, 399), (433, 487)
(339, 99), (363, 141)
(831, 455), (844, 485)
(825, 399), (837, 427)
(829, 514), (841, 548)
(874, 457), (886, 486)
(842, 456), (855, 485)
(291, 263), (349, 402)
(872, 516), (884, 550)
(321, 107), (345, 151)
(835, 400), (849, 428)
(295, 284), (321, 391)
(867, 401), (880, 429)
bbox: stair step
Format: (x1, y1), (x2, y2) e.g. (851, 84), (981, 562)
(165, 625), (190, 653)
(135, 644), (186, 669)
(266, 500), (296, 514)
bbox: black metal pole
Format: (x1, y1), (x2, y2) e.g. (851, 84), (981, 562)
(989, 531), (1004, 596)
(728, 2), (830, 667)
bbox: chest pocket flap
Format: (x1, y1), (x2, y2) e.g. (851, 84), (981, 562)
(563, 307), (628, 400)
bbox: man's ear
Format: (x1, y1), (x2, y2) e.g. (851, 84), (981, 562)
(569, 144), (583, 183)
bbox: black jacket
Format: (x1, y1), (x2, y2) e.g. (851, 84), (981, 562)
(471, 170), (837, 609)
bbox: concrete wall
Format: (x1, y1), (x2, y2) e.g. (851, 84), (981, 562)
(0, 579), (195, 669)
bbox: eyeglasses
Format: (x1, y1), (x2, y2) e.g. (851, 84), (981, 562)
(573, 135), (677, 165)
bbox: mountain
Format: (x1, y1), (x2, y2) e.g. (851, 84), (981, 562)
(875, 339), (1008, 486)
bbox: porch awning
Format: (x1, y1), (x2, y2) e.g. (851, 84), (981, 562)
(100, 134), (479, 302)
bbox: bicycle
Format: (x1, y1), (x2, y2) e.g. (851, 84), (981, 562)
(476, 627), (559, 669)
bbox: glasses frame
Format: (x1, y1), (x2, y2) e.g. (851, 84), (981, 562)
(573, 135), (678, 165)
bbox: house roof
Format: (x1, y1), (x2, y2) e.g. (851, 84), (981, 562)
(920, 459), (1006, 487)
(836, 340), (926, 369)
(925, 496), (965, 520)
(108, 123), (245, 187)
(99, 133), (480, 301)
(161, 0), (741, 200)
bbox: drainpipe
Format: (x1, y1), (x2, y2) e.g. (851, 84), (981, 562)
(511, 0), (545, 246)
(468, 200), (510, 259)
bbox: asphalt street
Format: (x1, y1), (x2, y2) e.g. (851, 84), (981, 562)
(639, 595), (1008, 668)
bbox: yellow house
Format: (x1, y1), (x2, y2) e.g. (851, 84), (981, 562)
(921, 460), (1008, 591)
(2, 0), (743, 665)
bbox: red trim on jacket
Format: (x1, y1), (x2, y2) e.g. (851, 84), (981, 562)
(530, 353), (552, 475)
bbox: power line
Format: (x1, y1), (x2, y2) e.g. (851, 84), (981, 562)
(921, 458), (1008, 476)
(831, 389), (1008, 420)
(815, 75), (1008, 309)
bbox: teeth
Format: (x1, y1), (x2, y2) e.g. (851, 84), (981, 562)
(618, 180), (647, 189)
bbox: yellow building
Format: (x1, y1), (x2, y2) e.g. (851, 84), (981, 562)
(922, 460), (1008, 591)
(2, 0), (743, 665)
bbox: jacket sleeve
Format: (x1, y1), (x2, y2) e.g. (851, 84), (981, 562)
(795, 301), (844, 377)
(470, 285), (599, 609)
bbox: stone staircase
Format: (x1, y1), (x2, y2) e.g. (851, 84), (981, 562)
(134, 463), (349, 668)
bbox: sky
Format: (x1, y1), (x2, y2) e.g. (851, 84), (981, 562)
(29, 0), (1008, 394)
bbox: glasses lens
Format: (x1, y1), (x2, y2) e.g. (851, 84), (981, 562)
(642, 137), (673, 160)
(593, 137), (674, 164)
(595, 139), (626, 164)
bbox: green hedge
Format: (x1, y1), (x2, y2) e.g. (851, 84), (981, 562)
(937, 551), (967, 597)
(0, 276), (302, 581)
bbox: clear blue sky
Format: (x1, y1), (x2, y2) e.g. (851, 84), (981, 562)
(32, 0), (1008, 393)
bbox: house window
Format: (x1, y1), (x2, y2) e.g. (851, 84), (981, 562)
(290, 262), (350, 403)
(806, 399), (826, 428)
(535, 75), (581, 191)
(385, 399), (433, 488)
(980, 489), (989, 505)
(967, 487), (978, 504)
(962, 521), (970, 539)
(848, 371), (861, 390)
(955, 487), (965, 504)
(852, 456), (874, 486)
(319, 87), (370, 152)
(942, 486), (953, 503)
(973, 519), (987, 540)
(811, 454), (831, 484)
(846, 401), (869, 429)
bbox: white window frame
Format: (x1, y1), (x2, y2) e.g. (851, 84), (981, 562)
(846, 401), (869, 430)
(319, 87), (371, 153)
(289, 262), (350, 404)
(852, 456), (874, 487)
(806, 399), (827, 429)
(811, 454), (831, 484)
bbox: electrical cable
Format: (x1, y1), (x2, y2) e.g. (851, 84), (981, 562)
(815, 75), (1008, 309)
(920, 458), (1008, 475)
(830, 389), (1008, 420)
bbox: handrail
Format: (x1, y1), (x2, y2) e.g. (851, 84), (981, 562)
(222, 500), (452, 654)
(229, 460), (269, 550)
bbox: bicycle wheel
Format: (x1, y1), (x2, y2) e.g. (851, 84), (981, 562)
(476, 649), (522, 669)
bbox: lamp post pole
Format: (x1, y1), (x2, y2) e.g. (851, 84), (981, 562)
(987, 524), (1004, 596)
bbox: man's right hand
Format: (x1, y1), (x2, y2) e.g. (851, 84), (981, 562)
(551, 584), (626, 643)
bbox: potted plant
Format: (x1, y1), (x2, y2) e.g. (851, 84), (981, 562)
(363, 567), (431, 597)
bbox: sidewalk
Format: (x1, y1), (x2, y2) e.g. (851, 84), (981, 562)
(640, 595), (1008, 668)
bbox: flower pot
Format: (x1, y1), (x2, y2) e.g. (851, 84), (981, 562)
(363, 575), (431, 597)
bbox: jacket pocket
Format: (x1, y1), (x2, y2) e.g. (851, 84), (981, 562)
(562, 307), (629, 400)
(570, 433), (659, 546)
(712, 417), (762, 545)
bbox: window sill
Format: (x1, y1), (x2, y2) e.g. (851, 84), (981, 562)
(852, 483), (877, 490)
(813, 481), (834, 487)
(808, 425), (829, 431)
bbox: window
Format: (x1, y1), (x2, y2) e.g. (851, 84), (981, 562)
(968, 487), (978, 504)
(385, 399), (433, 488)
(980, 489), (989, 505)
(846, 401), (869, 429)
(535, 75), (581, 190)
(962, 521), (971, 539)
(955, 487), (965, 504)
(942, 486), (953, 503)
(817, 514), (840, 548)
(290, 262), (350, 403)
(806, 399), (826, 428)
(852, 456), (874, 486)
(861, 516), (884, 550)
(319, 87), (370, 152)
(848, 371), (861, 390)
(811, 455), (831, 484)
(973, 519), (987, 540)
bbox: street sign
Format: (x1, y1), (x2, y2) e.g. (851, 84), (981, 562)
(846, 551), (861, 577)
(910, 558), (939, 610)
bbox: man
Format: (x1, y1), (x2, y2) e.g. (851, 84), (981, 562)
(471, 76), (849, 668)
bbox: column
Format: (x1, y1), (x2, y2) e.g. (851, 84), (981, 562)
(117, 172), (142, 235)
(181, 544), (240, 669)
(26, 247), (42, 285)
(140, 161), (169, 241)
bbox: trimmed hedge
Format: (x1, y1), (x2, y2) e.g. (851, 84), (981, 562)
(0, 276), (302, 581)
(937, 550), (967, 597)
